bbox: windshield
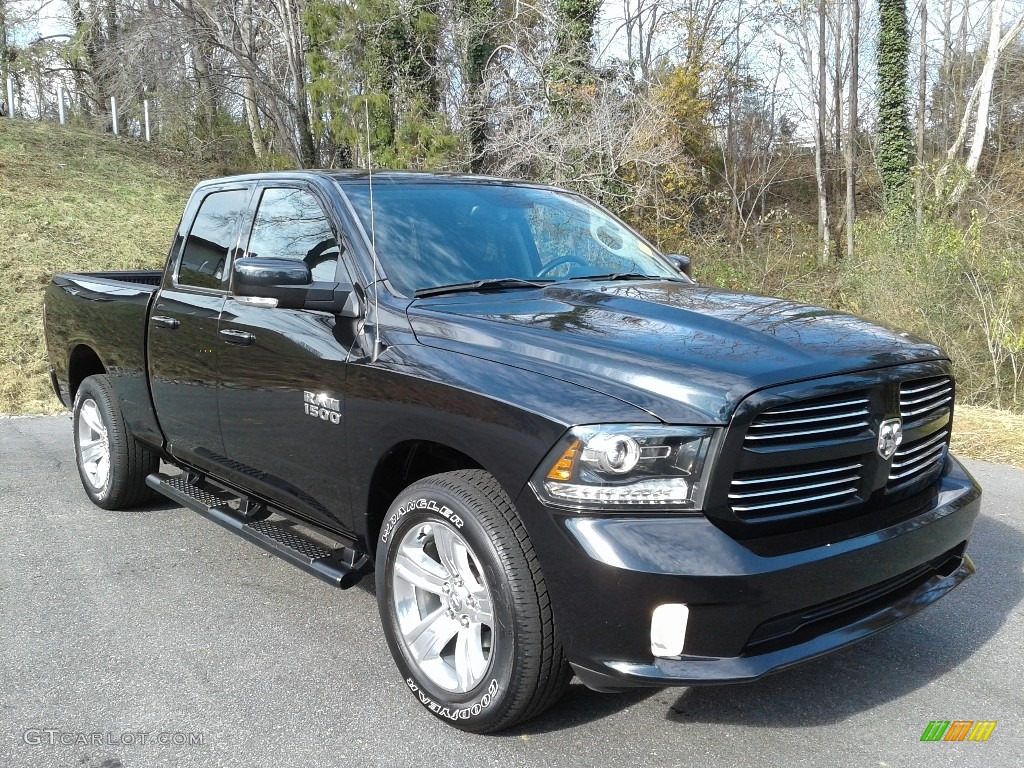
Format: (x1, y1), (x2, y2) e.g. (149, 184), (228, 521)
(341, 181), (680, 297)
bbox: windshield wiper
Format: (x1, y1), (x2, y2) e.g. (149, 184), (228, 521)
(558, 272), (673, 284)
(414, 277), (553, 298)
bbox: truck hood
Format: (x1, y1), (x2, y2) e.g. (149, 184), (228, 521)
(407, 281), (945, 424)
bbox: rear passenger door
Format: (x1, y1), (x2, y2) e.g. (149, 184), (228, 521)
(149, 184), (252, 472)
(216, 182), (356, 534)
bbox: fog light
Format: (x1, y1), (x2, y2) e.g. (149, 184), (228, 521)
(651, 603), (689, 657)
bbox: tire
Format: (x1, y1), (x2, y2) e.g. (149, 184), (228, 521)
(73, 374), (159, 510)
(376, 469), (572, 733)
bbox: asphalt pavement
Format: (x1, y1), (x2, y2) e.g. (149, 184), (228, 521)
(1, 415), (1021, 768)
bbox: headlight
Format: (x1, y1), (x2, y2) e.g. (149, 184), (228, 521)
(531, 425), (720, 510)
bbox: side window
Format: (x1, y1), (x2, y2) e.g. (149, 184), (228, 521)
(246, 188), (341, 283)
(178, 189), (248, 289)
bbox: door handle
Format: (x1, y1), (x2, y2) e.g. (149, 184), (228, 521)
(220, 328), (255, 346)
(151, 316), (180, 329)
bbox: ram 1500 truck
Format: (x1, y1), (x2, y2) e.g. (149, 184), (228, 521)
(43, 171), (982, 732)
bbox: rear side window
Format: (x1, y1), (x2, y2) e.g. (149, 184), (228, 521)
(178, 189), (248, 289)
(246, 188), (341, 282)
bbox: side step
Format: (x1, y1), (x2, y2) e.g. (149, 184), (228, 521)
(146, 472), (371, 589)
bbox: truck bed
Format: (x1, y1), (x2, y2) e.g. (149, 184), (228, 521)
(43, 269), (164, 447)
(62, 269), (164, 287)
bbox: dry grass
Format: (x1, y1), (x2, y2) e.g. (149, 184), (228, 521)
(0, 120), (211, 413)
(953, 404), (1024, 470)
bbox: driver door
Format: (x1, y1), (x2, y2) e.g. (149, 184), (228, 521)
(216, 182), (356, 534)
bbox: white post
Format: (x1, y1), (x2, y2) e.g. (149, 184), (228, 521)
(5, 76), (14, 118)
(143, 99), (151, 142)
(110, 96), (119, 136)
(58, 84), (66, 125)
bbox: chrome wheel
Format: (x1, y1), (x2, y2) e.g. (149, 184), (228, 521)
(76, 398), (110, 492)
(392, 521), (495, 693)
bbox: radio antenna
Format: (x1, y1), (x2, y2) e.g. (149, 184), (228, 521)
(365, 98), (381, 363)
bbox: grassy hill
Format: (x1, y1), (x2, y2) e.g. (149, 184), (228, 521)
(0, 120), (1020, 468)
(0, 120), (209, 412)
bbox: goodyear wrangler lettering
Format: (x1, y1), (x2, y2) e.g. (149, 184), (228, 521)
(380, 497), (465, 543)
(406, 678), (499, 720)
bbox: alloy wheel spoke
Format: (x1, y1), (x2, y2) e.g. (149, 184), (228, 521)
(81, 403), (105, 436)
(471, 592), (493, 626)
(80, 439), (106, 464)
(406, 606), (459, 663)
(453, 545), (478, 587)
(431, 524), (464, 578)
(454, 624), (488, 690)
(394, 546), (448, 596)
(94, 456), (109, 484)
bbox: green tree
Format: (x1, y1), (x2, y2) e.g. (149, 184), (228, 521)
(306, 0), (457, 168)
(545, 0), (602, 110)
(877, 0), (913, 207)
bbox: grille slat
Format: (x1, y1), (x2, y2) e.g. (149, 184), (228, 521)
(746, 408), (870, 429)
(900, 378), (951, 396)
(744, 393), (871, 448)
(729, 473), (862, 500)
(886, 376), (953, 491)
(901, 395), (952, 418)
(890, 431), (947, 465)
(732, 486), (860, 515)
(889, 445), (946, 480)
(731, 463), (863, 487)
(755, 398), (869, 416)
(899, 376), (953, 425)
(729, 460), (863, 519)
(901, 388), (952, 407)
(744, 419), (871, 441)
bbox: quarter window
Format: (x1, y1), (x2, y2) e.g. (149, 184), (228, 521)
(246, 188), (341, 282)
(178, 189), (248, 289)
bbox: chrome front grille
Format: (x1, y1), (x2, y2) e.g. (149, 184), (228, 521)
(887, 376), (953, 491)
(887, 428), (950, 490)
(729, 459), (864, 520)
(744, 392), (871, 449)
(721, 369), (955, 530)
(899, 376), (953, 425)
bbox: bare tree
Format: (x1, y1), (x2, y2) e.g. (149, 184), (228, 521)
(847, 0), (859, 259)
(814, 0), (831, 264)
(914, 0), (925, 224)
(935, 0), (1024, 201)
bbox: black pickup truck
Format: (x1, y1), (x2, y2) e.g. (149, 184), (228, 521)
(43, 171), (981, 732)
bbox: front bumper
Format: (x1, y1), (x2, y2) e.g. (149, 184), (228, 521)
(515, 455), (981, 691)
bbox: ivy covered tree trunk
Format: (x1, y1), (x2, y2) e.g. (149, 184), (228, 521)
(877, 0), (913, 208)
(546, 0), (601, 111)
(464, 0), (496, 171)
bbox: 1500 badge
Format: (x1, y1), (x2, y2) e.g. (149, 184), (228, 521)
(303, 391), (341, 424)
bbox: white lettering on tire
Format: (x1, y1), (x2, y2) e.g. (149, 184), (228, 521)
(381, 497), (465, 543)
(405, 678), (500, 721)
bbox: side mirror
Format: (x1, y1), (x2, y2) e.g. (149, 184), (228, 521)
(232, 257), (362, 317)
(666, 254), (693, 279)
(233, 257), (311, 309)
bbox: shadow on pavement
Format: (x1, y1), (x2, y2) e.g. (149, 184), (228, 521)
(663, 512), (1022, 727)
(126, 496), (185, 513)
(503, 684), (660, 735)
